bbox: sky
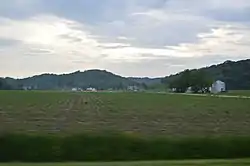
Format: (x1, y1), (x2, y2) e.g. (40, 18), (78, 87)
(0, 0), (250, 78)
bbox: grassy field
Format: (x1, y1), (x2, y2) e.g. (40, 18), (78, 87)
(228, 90), (250, 96)
(0, 159), (250, 166)
(0, 90), (250, 137)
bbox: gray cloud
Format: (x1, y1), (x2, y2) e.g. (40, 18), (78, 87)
(59, 34), (83, 43)
(205, 8), (250, 22)
(0, 38), (21, 47)
(103, 54), (250, 77)
(0, 0), (250, 77)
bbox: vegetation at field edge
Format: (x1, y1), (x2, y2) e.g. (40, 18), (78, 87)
(0, 159), (250, 166)
(2, 134), (250, 162)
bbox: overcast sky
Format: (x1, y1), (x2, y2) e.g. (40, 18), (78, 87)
(0, 0), (250, 78)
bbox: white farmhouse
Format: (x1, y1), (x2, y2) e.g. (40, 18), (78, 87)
(211, 80), (226, 93)
(86, 87), (97, 92)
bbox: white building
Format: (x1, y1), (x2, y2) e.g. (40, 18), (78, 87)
(127, 85), (139, 92)
(71, 88), (78, 92)
(211, 80), (226, 93)
(86, 87), (97, 92)
(23, 86), (32, 90)
(186, 87), (192, 93)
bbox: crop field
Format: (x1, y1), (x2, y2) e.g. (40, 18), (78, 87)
(0, 159), (250, 166)
(0, 90), (250, 137)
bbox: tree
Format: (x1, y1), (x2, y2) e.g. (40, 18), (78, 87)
(141, 83), (148, 90)
(117, 82), (124, 90)
(168, 70), (212, 93)
(164, 59), (250, 90)
(169, 70), (192, 93)
(190, 70), (212, 93)
(0, 79), (3, 89)
(0, 78), (12, 90)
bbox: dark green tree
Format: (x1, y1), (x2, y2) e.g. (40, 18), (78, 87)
(190, 70), (212, 93)
(168, 70), (212, 93)
(141, 83), (148, 90)
(169, 70), (192, 93)
(164, 59), (250, 90)
(0, 78), (12, 90)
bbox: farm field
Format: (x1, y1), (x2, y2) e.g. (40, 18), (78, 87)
(228, 90), (250, 96)
(0, 90), (250, 136)
(1, 159), (250, 166)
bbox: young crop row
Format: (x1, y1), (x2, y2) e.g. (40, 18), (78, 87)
(1, 91), (250, 136)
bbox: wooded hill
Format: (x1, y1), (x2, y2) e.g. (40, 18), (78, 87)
(163, 59), (250, 90)
(128, 77), (162, 85)
(1, 59), (250, 90)
(3, 70), (139, 90)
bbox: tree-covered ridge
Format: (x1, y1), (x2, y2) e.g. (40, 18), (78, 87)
(1, 59), (250, 90)
(0, 78), (12, 90)
(128, 77), (162, 85)
(162, 59), (250, 90)
(4, 70), (139, 90)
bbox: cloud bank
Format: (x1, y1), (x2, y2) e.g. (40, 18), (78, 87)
(0, 0), (249, 77)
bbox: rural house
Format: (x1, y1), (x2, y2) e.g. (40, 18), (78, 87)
(86, 87), (97, 92)
(71, 87), (83, 92)
(211, 80), (226, 93)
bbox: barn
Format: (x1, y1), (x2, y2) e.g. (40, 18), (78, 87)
(211, 80), (226, 93)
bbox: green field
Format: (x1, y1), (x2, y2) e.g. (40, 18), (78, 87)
(1, 159), (250, 166)
(1, 91), (250, 162)
(1, 91), (250, 136)
(228, 90), (250, 96)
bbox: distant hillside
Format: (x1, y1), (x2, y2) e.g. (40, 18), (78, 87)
(163, 59), (250, 90)
(128, 77), (162, 85)
(3, 59), (250, 91)
(5, 70), (139, 90)
(0, 78), (13, 90)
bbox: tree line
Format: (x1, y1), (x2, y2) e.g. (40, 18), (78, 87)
(166, 70), (213, 93)
(163, 59), (250, 90)
(0, 78), (12, 90)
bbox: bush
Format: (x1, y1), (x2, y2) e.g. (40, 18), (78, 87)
(1, 133), (250, 162)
